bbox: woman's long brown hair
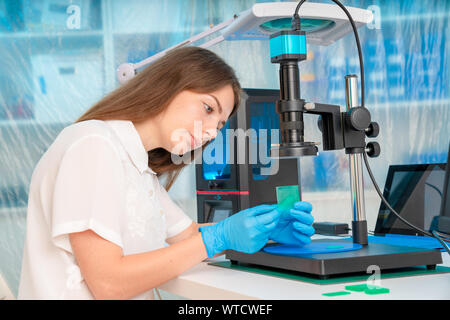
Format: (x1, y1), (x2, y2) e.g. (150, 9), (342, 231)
(74, 46), (241, 191)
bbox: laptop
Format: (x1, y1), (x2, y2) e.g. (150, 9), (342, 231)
(432, 143), (450, 233)
(372, 143), (450, 250)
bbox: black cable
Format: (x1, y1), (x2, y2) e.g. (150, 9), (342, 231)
(294, 0), (365, 108)
(432, 231), (450, 255)
(294, 0), (308, 18)
(437, 231), (450, 242)
(293, 0), (307, 30)
(293, 0), (449, 255)
(425, 182), (443, 198)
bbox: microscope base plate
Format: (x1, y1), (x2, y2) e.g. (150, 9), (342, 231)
(225, 239), (443, 279)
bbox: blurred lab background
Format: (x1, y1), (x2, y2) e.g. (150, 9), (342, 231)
(0, 0), (449, 297)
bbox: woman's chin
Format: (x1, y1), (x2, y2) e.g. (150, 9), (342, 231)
(169, 142), (191, 155)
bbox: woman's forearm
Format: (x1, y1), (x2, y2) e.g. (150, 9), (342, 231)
(114, 223), (223, 299)
(71, 229), (208, 300)
(111, 232), (207, 299)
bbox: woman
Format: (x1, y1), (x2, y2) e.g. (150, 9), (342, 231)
(18, 47), (314, 299)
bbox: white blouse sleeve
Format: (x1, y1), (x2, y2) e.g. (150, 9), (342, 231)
(156, 182), (193, 239)
(51, 135), (126, 254)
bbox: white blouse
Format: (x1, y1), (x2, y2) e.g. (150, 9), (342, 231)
(18, 119), (193, 299)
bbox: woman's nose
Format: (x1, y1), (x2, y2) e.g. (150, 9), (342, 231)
(204, 128), (218, 142)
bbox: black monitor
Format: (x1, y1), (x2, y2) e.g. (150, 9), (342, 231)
(374, 162), (446, 236)
(430, 143), (450, 234)
(440, 144), (450, 218)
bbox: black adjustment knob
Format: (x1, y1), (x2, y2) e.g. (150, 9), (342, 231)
(317, 116), (323, 132)
(365, 122), (380, 138)
(366, 142), (381, 158)
(347, 107), (371, 131)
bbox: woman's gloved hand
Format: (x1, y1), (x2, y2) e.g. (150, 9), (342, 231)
(269, 201), (315, 246)
(199, 204), (281, 257)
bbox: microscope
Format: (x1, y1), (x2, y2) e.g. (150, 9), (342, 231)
(225, 3), (443, 278)
(268, 27), (379, 245)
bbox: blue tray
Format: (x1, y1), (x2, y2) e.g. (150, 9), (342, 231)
(341, 235), (447, 251)
(263, 241), (363, 256)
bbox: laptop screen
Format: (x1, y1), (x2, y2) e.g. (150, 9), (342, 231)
(441, 144), (450, 218)
(374, 163), (446, 236)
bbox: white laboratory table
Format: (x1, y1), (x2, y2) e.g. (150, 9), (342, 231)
(159, 236), (450, 300)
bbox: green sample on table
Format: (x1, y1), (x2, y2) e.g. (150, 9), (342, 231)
(322, 291), (351, 297)
(364, 287), (390, 295)
(345, 284), (390, 295)
(276, 185), (300, 210)
(345, 284), (368, 292)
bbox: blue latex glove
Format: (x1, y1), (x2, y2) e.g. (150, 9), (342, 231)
(269, 201), (315, 246)
(199, 204), (281, 257)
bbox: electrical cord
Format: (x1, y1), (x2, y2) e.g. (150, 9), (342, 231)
(294, 0), (449, 256)
(437, 232), (450, 242)
(432, 231), (450, 254)
(294, 0), (365, 108)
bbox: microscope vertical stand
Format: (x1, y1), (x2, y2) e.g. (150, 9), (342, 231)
(345, 75), (369, 245)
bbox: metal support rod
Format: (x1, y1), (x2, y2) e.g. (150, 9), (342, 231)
(345, 75), (368, 245)
(349, 155), (366, 221)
